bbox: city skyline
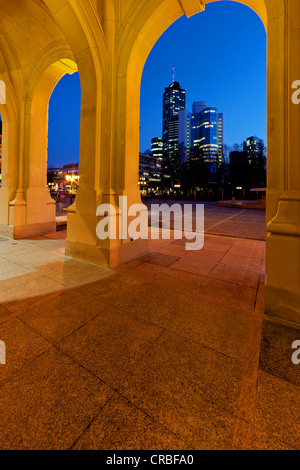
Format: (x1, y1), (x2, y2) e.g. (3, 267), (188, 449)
(140, 1), (266, 152)
(48, 0), (266, 167)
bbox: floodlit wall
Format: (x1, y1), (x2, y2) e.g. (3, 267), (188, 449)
(0, 1), (299, 327)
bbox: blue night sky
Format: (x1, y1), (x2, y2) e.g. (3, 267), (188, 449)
(48, 0), (266, 167)
(48, 72), (81, 168)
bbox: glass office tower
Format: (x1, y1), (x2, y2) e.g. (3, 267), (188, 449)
(243, 136), (264, 165)
(178, 109), (191, 164)
(218, 113), (224, 165)
(151, 137), (163, 180)
(199, 107), (219, 170)
(162, 81), (186, 162)
(190, 101), (209, 149)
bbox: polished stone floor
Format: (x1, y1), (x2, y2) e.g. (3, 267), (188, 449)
(0, 205), (299, 450)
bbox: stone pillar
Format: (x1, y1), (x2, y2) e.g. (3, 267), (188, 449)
(0, 101), (19, 238)
(266, 0), (300, 327)
(65, 48), (149, 268)
(0, 91), (31, 239)
(0, 60), (79, 239)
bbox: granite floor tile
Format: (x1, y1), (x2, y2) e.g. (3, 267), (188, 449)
(34, 258), (108, 284)
(167, 298), (254, 361)
(0, 243), (38, 258)
(0, 211), (270, 450)
(186, 247), (229, 263)
(0, 277), (62, 312)
(0, 348), (113, 450)
(18, 291), (109, 343)
(252, 432), (297, 450)
(118, 331), (241, 449)
(115, 260), (164, 282)
(254, 371), (300, 449)
(0, 269), (39, 292)
(0, 304), (11, 320)
(4, 250), (60, 267)
(73, 396), (189, 450)
(58, 306), (163, 389)
(208, 264), (260, 288)
(200, 277), (257, 311)
(137, 251), (179, 267)
(220, 253), (262, 271)
(97, 282), (189, 329)
(259, 320), (300, 386)
(0, 318), (51, 382)
(169, 257), (216, 276)
(74, 272), (142, 300)
(154, 242), (191, 257)
(152, 267), (205, 294)
(0, 258), (25, 275)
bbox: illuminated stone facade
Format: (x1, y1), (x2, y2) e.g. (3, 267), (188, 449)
(0, 1), (299, 327)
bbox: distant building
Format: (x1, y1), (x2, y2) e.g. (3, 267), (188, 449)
(243, 136), (266, 188)
(178, 109), (191, 164)
(47, 163), (79, 194)
(229, 151), (250, 189)
(243, 136), (264, 164)
(62, 163), (79, 175)
(199, 107), (219, 168)
(151, 137), (163, 177)
(190, 101), (208, 150)
(218, 113), (224, 164)
(162, 81), (186, 164)
(178, 102), (224, 175)
(139, 153), (160, 190)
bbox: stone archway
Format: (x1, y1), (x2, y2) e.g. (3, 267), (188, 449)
(22, 57), (79, 238)
(114, 0), (300, 327)
(0, 0), (298, 327)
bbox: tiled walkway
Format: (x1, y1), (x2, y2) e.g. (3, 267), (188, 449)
(0, 207), (299, 450)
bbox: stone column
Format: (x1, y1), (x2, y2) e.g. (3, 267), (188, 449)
(0, 100), (20, 238)
(65, 45), (149, 268)
(266, 0), (300, 327)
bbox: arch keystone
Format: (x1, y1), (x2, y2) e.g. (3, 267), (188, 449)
(178, 0), (205, 17)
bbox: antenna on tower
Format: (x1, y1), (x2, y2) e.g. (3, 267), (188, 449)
(172, 64), (175, 83)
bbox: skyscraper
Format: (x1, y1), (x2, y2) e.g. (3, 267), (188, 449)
(243, 136), (266, 188)
(162, 81), (186, 163)
(243, 136), (264, 165)
(151, 137), (163, 180)
(178, 109), (191, 164)
(218, 113), (224, 165)
(190, 101), (209, 149)
(199, 107), (219, 168)
(179, 101), (224, 173)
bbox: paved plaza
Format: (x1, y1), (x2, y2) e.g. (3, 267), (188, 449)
(0, 204), (299, 450)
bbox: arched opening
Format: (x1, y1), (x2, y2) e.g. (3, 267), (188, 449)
(47, 70), (81, 238)
(119, 0), (268, 200)
(137, 1), (266, 306)
(140, 1), (266, 205)
(24, 58), (81, 240)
